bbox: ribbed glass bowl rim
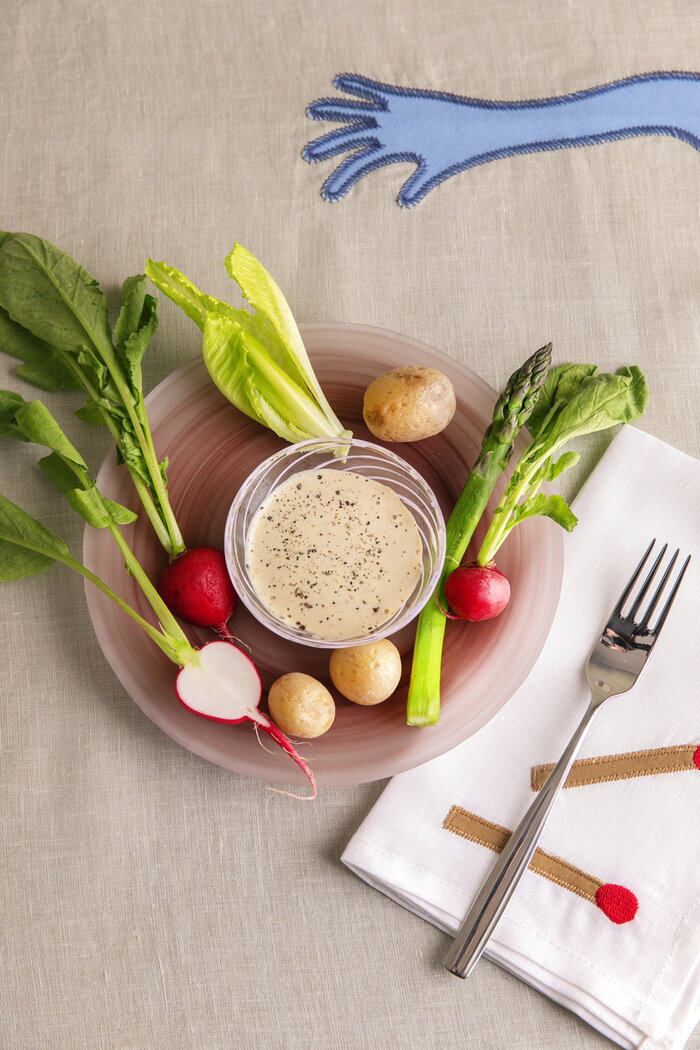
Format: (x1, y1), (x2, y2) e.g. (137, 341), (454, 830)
(223, 436), (447, 648)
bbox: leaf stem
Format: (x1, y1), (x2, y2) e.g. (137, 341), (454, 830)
(406, 443), (516, 726)
(95, 342), (185, 557)
(106, 523), (190, 646)
(61, 351), (176, 554)
(406, 344), (552, 727)
(476, 453), (546, 565)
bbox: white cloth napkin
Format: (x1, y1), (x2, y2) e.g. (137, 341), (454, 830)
(342, 425), (700, 1050)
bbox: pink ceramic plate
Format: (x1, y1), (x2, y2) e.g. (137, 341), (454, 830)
(83, 323), (563, 787)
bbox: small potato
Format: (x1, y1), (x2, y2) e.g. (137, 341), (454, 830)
(362, 366), (456, 443)
(329, 639), (402, 706)
(268, 673), (336, 738)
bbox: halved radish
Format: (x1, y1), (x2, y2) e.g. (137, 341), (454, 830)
(176, 641), (316, 798)
(0, 492), (315, 798)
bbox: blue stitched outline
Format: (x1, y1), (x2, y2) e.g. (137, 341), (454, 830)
(322, 150), (423, 201)
(330, 69), (700, 111)
(302, 123), (381, 163)
(306, 99), (385, 119)
(398, 125), (700, 207)
(303, 70), (700, 206)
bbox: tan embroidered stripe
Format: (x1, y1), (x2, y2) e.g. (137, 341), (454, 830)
(530, 744), (699, 792)
(443, 805), (601, 903)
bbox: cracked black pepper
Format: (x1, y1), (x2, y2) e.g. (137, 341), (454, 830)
(246, 469), (422, 639)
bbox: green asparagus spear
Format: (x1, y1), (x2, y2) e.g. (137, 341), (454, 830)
(406, 344), (552, 727)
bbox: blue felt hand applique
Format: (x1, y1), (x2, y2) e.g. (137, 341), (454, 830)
(304, 72), (700, 207)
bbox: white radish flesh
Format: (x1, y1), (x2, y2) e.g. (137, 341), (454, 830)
(176, 641), (316, 798)
(176, 640), (261, 722)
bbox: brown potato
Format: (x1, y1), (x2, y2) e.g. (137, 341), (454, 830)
(267, 673), (336, 738)
(329, 639), (402, 706)
(362, 366), (456, 443)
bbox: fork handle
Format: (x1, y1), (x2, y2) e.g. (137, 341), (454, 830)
(445, 699), (600, 978)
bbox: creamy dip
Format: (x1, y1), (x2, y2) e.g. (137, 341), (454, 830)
(246, 469), (423, 640)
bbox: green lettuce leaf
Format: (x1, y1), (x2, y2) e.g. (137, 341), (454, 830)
(203, 314), (338, 443)
(225, 244), (333, 408)
(146, 246), (351, 446)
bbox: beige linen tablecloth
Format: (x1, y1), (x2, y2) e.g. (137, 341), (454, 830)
(1, 2), (698, 1048)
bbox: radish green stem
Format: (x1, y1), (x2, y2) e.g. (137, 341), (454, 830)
(73, 553), (195, 664)
(92, 336), (185, 558)
(106, 523), (190, 646)
(0, 233), (186, 559)
(8, 527), (196, 666)
(476, 456), (544, 566)
(62, 352), (175, 554)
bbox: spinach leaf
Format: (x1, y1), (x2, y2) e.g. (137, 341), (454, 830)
(1, 393), (137, 529)
(0, 307), (82, 392)
(544, 450), (580, 480)
(0, 232), (112, 355)
(525, 363), (598, 438)
(0, 493), (70, 580)
(535, 367), (648, 450)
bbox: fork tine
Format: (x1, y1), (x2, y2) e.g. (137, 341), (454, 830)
(641, 552), (691, 635)
(637, 548), (678, 627)
(627, 542), (668, 621)
(613, 538), (656, 616)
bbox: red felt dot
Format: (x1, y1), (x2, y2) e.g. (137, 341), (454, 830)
(595, 883), (638, 924)
(693, 746), (700, 770)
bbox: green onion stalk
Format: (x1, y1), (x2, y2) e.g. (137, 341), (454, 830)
(406, 344), (552, 727)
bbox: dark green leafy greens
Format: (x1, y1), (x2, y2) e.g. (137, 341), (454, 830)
(0, 390), (194, 663)
(0, 233), (184, 557)
(0, 488), (194, 665)
(407, 354), (649, 727)
(476, 364), (649, 564)
(0, 391), (138, 529)
(0, 392), (320, 796)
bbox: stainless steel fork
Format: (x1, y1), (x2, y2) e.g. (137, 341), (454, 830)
(445, 539), (691, 979)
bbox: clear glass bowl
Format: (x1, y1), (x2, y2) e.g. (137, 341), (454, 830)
(224, 437), (446, 648)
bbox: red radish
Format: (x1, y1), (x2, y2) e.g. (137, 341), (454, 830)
(444, 563), (511, 621)
(176, 640), (317, 798)
(158, 546), (237, 632)
(1, 485), (314, 798)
